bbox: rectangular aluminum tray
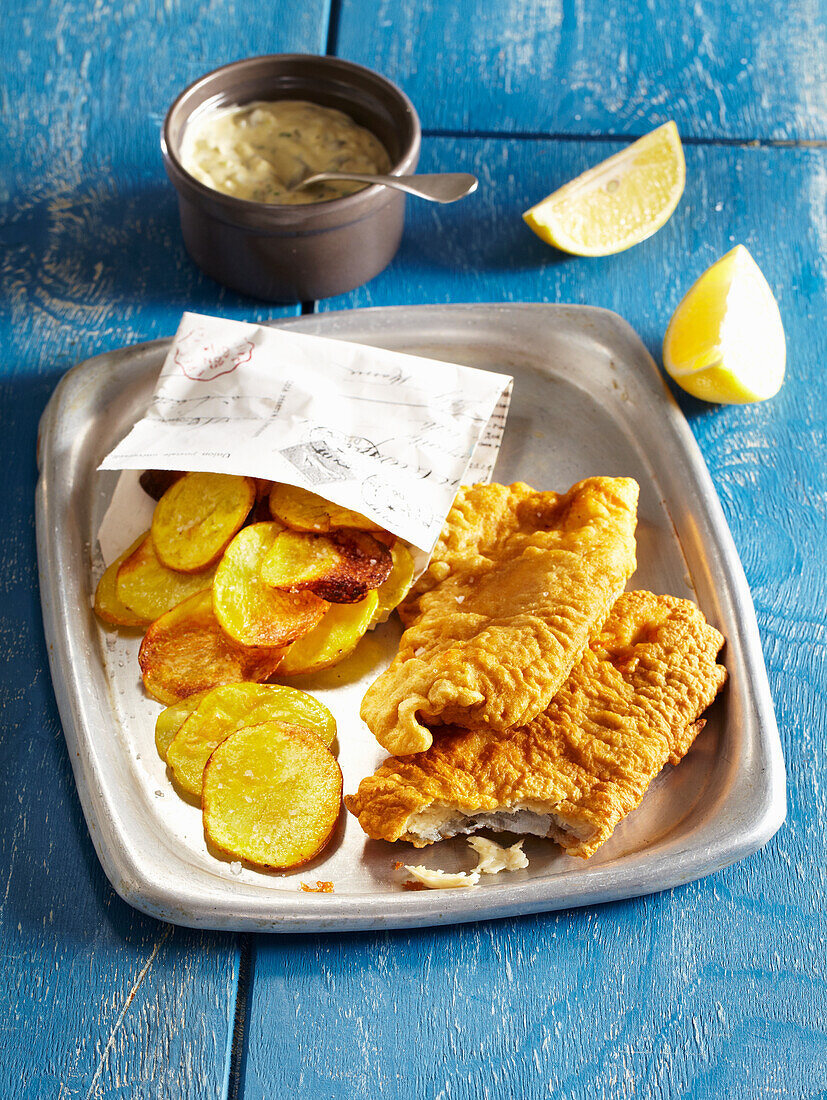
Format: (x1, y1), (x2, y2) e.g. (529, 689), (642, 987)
(36, 304), (785, 931)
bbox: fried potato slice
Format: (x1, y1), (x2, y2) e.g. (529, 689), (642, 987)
(371, 542), (416, 625)
(260, 529), (392, 604)
(202, 721), (342, 870)
(269, 483), (382, 533)
(155, 690), (211, 761)
(213, 523), (328, 647)
(139, 590), (285, 705)
(167, 682), (337, 797)
(139, 469), (185, 501)
(278, 591), (379, 676)
(152, 472), (256, 573)
(116, 534), (220, 622)
(94, 534), (151, 627)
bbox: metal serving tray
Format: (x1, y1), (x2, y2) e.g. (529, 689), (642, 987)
(36, 304), (785, 932)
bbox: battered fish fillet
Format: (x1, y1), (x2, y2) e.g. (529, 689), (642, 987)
(360, 477), (639, 755)
(346, 592), (727, 859)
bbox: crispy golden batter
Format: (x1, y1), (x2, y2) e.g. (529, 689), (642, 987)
(346, 592), (727, 858)
(360, 477), (639, 755)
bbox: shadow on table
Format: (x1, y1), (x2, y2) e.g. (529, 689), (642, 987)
(0, 354), (227, 959)
(0, 178), (299, 314)
(4, 174), (566, 309)
(397, 192), (572, 276)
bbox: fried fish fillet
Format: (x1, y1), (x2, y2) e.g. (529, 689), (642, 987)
(360, 477), (639, 755)
(346, 592), (727, 858)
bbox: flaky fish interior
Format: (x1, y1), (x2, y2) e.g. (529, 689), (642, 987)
(346, 592), (726, 859)
(360, 477), (639, 756)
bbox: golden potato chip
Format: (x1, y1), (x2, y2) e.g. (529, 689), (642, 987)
(152, 472), (255, 573)
(202, 721), (342, 870)
(154, 690), (211, 761)
(116, 534), (220, 622)
(94, 534), (151, 627)
(259, 530), (342, 589)
(269, 483), (382, 533)
(371, 542), (416, 625)
(139, 469), (184, 501)
(260, 529), (392, 604)
(278, 591), (379, 676)
(213, 523), (328, 647)
(167, 682), (337, 797)
(138, 590), (285, 705)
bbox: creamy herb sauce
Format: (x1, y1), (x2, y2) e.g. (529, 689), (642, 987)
(180, 99), (391, 204)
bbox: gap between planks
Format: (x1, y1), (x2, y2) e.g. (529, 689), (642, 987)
(226, 934), (254, 1100)
(420, 128), (827, 149)
(326, 0), (343, 56)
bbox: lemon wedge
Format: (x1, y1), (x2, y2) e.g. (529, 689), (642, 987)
(663, 245), (786, 404)
(523, 121), (685, 256)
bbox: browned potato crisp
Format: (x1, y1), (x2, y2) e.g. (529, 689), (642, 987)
(138, 589), (285, 704)
(166, 682), (337, 797)
(260, 528), (392, 603)
(269, 483), (382, 533)
(94, 534), (152, 627)
(202, 721), (343, 870)
(154, 690), (211, 761)
(152, 472), (256, 572)
(213, 523), (329, 647)
(116, 533), (220, 622)
(371, 542), (416, 624)
(278, 591), (380, 676)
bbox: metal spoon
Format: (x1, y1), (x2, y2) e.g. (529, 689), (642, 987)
(293, 171), (478, 204)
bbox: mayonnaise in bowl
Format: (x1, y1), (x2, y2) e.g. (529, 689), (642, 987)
(180, 99), (392, 205)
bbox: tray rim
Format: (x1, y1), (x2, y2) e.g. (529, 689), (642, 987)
(36, 302), (786, 932)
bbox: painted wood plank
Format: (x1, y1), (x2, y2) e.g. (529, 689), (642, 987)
(4, 0), (330, 186)
(239, 140), (827, 1098)
(0, 1), (329, 1097)
(335, 0), (827, 141)
(0, 376), (242, 1100)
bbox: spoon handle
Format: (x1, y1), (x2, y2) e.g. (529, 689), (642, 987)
(296, 171), (478, 204)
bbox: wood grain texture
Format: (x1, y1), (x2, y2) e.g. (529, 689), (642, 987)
(335, 0), (827, 141)
(3, 0), (827, 1096)
(0, 372), (244, 1100)
(0, 1), (327, 1097)
(237, 139), (827, 1098)
(245, 883), (827, 1099)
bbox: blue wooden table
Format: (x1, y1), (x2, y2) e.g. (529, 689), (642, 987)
(2, 2), (826, 1096)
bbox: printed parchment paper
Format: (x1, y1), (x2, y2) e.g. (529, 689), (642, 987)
(99, 312), (512, 563)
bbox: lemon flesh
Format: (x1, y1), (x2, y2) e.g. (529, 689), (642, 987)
(523, 122), (685, 256)
(663, 245), (785, 404)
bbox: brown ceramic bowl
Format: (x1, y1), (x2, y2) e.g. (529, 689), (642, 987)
(162, 55), (421, 302)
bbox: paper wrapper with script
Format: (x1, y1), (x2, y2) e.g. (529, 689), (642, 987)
(98, 312), (512, 564)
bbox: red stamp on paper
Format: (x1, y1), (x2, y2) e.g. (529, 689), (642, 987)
(173, 327), (255, 381)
